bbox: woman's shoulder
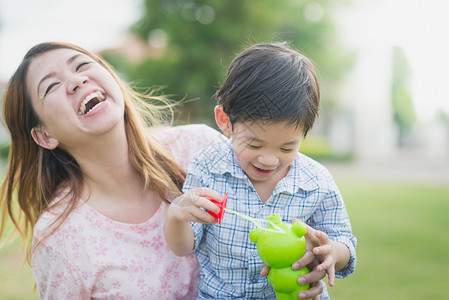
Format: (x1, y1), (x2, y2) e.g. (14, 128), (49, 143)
(149, 124), (224, 169)
(33, 189), (89, 244)
(33, 203), (82, 242)
(150, 124), (221, 142)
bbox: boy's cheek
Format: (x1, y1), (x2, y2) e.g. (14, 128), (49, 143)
(233, 147), (254, 162)
(282, 154), (298, 166)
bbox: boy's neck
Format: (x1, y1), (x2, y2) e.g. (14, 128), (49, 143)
(250, 165), (290, 203)
(252, 181), (275, 203)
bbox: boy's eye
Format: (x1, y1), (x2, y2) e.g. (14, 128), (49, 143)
(281, 148), (295, 152)
(247, 144), (262, 149)
(76, 62), (91, 71)
(44, 82), (60, 96)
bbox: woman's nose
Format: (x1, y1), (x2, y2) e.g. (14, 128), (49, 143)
(67, 75), (89, 94)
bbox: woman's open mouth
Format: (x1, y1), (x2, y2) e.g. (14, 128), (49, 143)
(78, 91), (105, 115)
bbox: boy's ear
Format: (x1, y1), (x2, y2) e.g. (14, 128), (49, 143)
(31, 127), (59, 150)
(214, 105), (232, 136)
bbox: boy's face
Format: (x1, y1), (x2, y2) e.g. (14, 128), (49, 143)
(230, 120), (304, 186)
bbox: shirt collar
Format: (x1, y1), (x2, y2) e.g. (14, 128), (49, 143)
(208, 138), (247, 178)
(274, 154), (320, 195)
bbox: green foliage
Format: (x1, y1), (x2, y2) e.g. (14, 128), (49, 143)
(391, 46), (416, 146)
(300, 135), (353, 162)
(0, 144), (10, 160)
(103, 0), (355, 125)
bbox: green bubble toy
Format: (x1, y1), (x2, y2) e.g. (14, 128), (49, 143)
(249, 213), (310, 300)
(207, 197), (311, 299)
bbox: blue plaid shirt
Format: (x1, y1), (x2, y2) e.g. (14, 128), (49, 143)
(183, 137), (357, 299)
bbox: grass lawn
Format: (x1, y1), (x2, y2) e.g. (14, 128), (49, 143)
(0, 225), (37, 300)
(0, 179), (448, 299)
(330, 180), (449, 299)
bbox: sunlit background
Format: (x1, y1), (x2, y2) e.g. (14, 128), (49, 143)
(0, 0), (448, 299)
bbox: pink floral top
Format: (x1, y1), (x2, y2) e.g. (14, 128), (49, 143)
(31, 124), (223, 300)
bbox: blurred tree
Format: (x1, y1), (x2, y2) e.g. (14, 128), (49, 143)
(102, 0), (355, 126)
(391, 46), (416, 147)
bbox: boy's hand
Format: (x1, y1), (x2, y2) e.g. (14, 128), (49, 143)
(260, 219), (326, 300)
(291, 219), (328, 299)
(262, 259), (324, 300)
(170, 188), (223, 224)
(312, 230), (337, 287)
(292, 248), (325, 300)
(295, 220), (337, 287)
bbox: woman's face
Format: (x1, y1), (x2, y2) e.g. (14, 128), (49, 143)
(26, 48), (125, 149)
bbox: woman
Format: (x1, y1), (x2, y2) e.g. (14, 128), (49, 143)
(0, 42), (222, 299)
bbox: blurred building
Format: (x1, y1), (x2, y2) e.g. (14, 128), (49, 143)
(330, 1), (449, 165)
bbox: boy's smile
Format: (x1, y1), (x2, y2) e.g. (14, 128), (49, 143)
(252, 165), (274, 176)
(230, 120), (304, 187)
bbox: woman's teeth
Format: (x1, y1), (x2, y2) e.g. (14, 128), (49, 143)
(78, 91), (105, 115)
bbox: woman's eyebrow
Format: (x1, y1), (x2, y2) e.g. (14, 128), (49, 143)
(37, 72), (55, 96)
(37, 54), (82, 95)
(67, 54), (81, 65)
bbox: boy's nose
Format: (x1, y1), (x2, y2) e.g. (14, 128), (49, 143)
(67, 75), (89, 94)
(258, 153), (279, 166)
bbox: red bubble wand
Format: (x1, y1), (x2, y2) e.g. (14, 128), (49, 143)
(208, 193), (284, 233)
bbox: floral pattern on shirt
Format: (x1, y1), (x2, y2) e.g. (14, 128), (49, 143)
(32, 124), (223, 300)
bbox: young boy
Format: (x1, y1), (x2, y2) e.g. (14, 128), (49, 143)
(164, 42), (357, 299)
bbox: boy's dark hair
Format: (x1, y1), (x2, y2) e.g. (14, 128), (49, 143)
(215, 42), (320, 136)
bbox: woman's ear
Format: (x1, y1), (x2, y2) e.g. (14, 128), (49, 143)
(31, 127), (59, 150)
(214, 105), (232, 136)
